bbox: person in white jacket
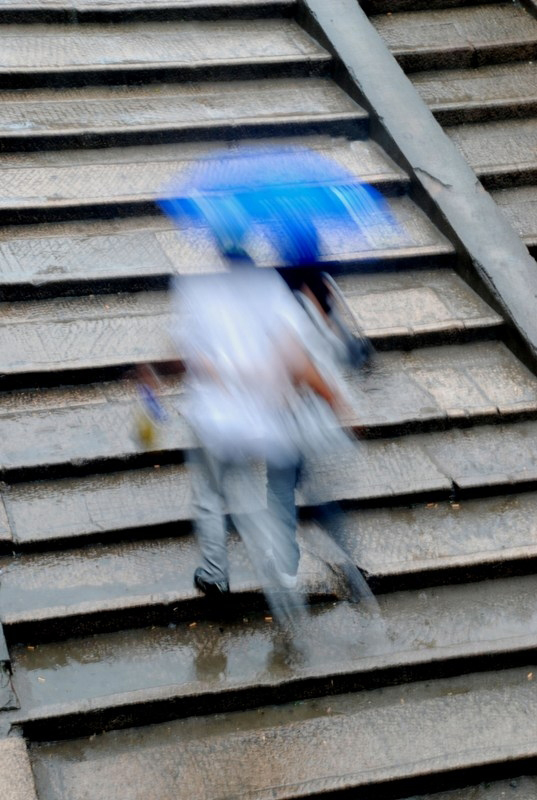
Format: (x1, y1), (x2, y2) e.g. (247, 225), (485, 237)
(172, 249), (344, 600)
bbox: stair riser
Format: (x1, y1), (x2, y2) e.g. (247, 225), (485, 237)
(0, 114), (366, 156)
(396, 43), (537, 74)
(0, 58), (330, 91)
(432, 99), (537, 127)
(0, 2), (295, 25)
(366, 0), (502, 12)
(479, 167), (537, 191)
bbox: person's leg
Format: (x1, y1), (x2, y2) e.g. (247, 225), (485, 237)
(189, 448), (230, 592)
(266, 460), (301, 579)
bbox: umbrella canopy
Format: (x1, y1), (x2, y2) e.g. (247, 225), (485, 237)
(158, 145), (397, 264)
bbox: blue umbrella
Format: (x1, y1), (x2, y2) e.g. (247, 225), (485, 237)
(158, 145), (396, 264)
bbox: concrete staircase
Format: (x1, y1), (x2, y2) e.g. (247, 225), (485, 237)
(368, 0), (537, 258)
(2, 1), (537, 798)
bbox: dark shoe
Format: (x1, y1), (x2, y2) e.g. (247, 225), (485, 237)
(194, 567), (230, 597)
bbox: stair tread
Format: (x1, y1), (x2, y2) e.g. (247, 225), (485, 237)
(0, 340), (532, 474)
(7, 419), (537, 546)
(27, 665), (537, 799)
(445, 118), (537, 179)
(410, 61), (537, 111)
(372, 4), (537, 64)
(0, 269), (499, 379)
(0, 135), (402, 213)
(4, 489), (537, 623)
(490, 184), (537, 246)
(0, 195), (454, 294)
(0, 18), (326, 75)
(0, 77), (362, 141)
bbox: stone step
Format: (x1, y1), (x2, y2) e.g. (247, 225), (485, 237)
(365, 0), (500, 12)
(490, 185), (537, 255)
(0, 135), (405, 228)
(0, 270), (501, 389)
(23, 666), (537, 796)
(410, 61), (537, 125)
(371, 4), (537, 72)
(446, 118), (537, 190)
(7, 575), (537, 738)
(0, 340), (531, 480)
(0, 18), (330, 89)
(5, 419), (537, 552)
(0, 0), (295, 24)
(0, 199), (452, 301)
(0, 77), (368, 153)
(5, 489), (537, 639)
(405, 777), (537, 799)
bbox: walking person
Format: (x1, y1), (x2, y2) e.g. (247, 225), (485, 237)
(172, 248), (344, 603)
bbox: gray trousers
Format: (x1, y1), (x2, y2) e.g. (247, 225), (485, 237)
(189, 447), (300, 585)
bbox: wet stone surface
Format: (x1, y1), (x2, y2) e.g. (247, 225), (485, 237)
(0, 197), (450, 289)
(3, 464), (192, 544)
(447, 118), (537, 177)
(407, 776), (537, 799)
(0, 78), (359, 137)
(6, 419), (537, 549)
(344, 492), (537, 577)
(7, 489), (537, 624)
(423, 421), (537, 492)
(0, 135), (401, 210)
(0, 341), (534, 471)
(0, 19), (325, 71)
(0, 270), (498, 378)
(8, 574), (537, 720)
(28, 667), (537, 800)
(491, 185), (537, 245)
(410, 62), (537, 111)
(373, 5), (537, 60)
(0, 738), (38, 800)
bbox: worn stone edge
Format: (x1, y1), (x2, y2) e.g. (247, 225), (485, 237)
(0, 737), (38, 800)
